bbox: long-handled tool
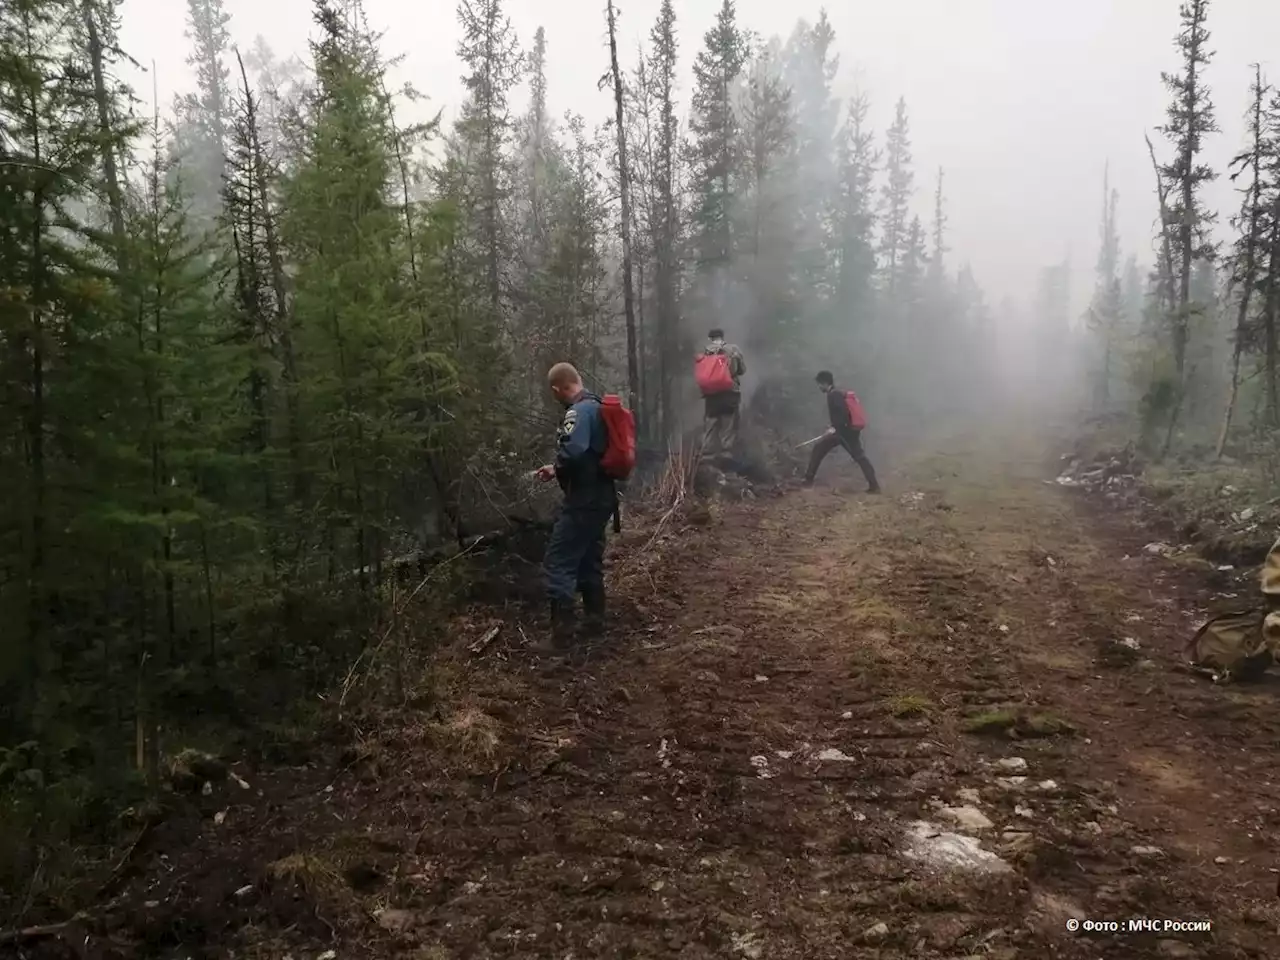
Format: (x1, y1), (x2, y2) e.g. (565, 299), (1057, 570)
(795, 434), (826, 449)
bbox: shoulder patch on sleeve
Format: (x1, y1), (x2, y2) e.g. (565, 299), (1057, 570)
(559, 407), (578, 438)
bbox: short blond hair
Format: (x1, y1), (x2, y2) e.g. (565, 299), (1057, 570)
(547, 362), (581, 389)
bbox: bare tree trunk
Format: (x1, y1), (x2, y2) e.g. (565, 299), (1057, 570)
(237, 50), (304, 510)
(1145, 134), (1177, 327)
(1145, 132), (1186, 457)
(1216, 319), (1244, 460)
(1216, 68), (1268, 459)
(82, 1), (126, 261)
(607, 0), (641, 417)
(1265, 221), (1280, 428)
(23, 81), (49, 723)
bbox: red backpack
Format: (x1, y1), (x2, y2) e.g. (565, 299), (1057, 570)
(694, 352), (735, 395)
(599, 394), (636, 480)
(844, 389), (868, 430)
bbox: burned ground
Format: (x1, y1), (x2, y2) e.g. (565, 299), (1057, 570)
(7, 423), (1280, 959)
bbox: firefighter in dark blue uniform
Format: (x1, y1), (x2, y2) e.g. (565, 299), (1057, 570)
(533, 362), (616, 651)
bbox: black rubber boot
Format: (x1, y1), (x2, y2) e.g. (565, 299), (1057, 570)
(532, 599), (576, 654)
(580, 586), (606, 640)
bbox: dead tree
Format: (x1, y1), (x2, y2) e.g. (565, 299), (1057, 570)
(1216, 66), (1270, 457)
(605, 0), (641, 420)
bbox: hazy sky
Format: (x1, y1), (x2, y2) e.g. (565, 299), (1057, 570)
(120, 0), (1280, 310)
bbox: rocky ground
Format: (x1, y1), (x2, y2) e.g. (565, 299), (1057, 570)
(7, 420), (1280, 959)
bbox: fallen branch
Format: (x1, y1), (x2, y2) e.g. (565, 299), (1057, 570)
(0, 918), (81, 946)
(467, 625), (501, 655)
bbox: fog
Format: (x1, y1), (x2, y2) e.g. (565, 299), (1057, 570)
(121, 0), (1280, 315)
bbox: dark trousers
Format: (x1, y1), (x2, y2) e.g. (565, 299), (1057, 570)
(805, 428), (879, 488)
(702, 392), (741, 461)
(543, 503), (613, 603)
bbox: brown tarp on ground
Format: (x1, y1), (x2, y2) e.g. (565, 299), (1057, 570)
(1184, 535), (1280, 681)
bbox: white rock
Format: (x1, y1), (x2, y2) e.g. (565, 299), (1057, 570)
(841, 711), (853, 720)
(957, 787), (982, 805)
(1037, 780), (1059, 792)
(995, 757), (1028, 772)
(1014, 804), (1034, 818)
(213, 809), (227, 826)
(938, 805), (994, 831)
(901, 821), (1012, 874)
(201, 781), (213, 796)
(1131, 845), (1165, 858)
(754, 675), (769, 683)
(749, 756), (773, 779)
(817, 747), (855, 762)
(1084, 821), (1102, 835)
(996, 777), (1028, 791)
(318, 952), (337, 960)
(234, 884), (255, 899)
(864, 921), (890, 940)
(1214, 856), (1229, 865)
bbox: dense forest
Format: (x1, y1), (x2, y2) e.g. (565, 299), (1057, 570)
(6, 0), (1273, 918)
(0, 0), (995, 852)
(1070, 0), (1280, 463)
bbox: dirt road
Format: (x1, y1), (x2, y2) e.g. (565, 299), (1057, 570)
(38, 427), (1280, 959)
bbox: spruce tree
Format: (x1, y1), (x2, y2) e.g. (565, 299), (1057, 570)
(928, 167), (948, 289)
(782, 11), (839, 304)
(179, 0), (233, 220)
(0, 0), (136, 745)
(1157, 0), (1218, 378)
(282, 1), (418, 593)
(1217, 65), (1270, 451)
(1257, 87), (1280, 427)
(647, 0), (680, 438)
(879, 97), (913, 299)
(899, 215), (928, 338)
(689, 0), (747, 299)
(1087, 164), (1123, 408)
(79, 0), (130, 256)
(455, 0), (522, 323)
(738, 44), (795, 352)
(834, 91), (878, 321)
(513, 25), (558, 399)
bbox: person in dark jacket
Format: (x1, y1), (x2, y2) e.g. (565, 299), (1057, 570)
(533, 362), (616, 650)
(803, 370), (880, 492)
